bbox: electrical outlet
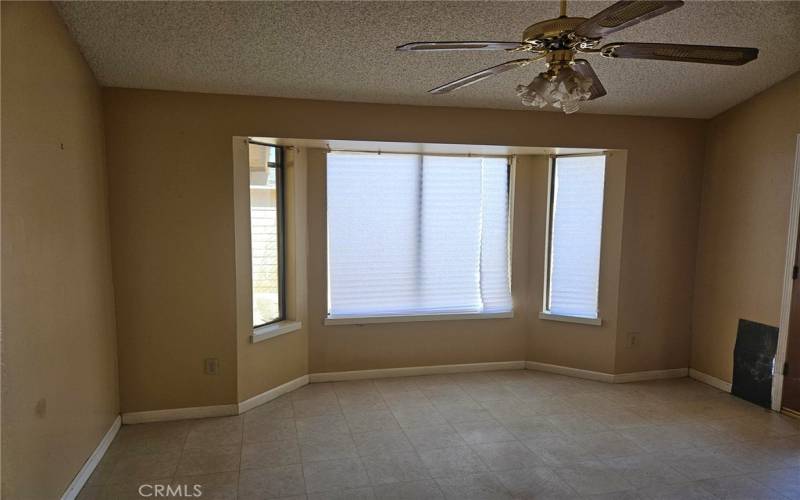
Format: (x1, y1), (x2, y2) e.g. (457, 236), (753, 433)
(204, 358), (219, 375)
(627, 332), (640, 349)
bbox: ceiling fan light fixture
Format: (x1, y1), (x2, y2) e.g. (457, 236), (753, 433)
(398, 0), (758, 114)
(517, 66), (592, 114)
(516, 74), (551, 108)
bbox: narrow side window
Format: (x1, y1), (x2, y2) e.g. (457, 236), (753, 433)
(545, 154), (606, 320)
(249, 142), (285, 327)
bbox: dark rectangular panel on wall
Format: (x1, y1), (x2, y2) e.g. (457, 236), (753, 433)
(731, 319), (779, 408)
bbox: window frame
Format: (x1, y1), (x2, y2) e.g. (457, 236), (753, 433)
(248, 139), (287, 328)
(323, 151), (515, 325)
(541, 152), (606, 325)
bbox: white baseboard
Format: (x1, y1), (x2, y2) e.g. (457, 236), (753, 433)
(612, 367), (688, 383)
(122, 375), (311, 424)
(122, 363), (526, 423)
(120, 362), (695, 425)
(308, 360), (526, 383)
(121, 403), (237, 424)
(61, 415), (121, 500)
(525, 361), (615, 383)
(525, 362), (688, 384)
(238, 375), (309, 413)
(689, 368), (732, 393)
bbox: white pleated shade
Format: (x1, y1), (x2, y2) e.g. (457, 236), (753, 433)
(327, 153), (512, 318)
(547, 155), (606, 319)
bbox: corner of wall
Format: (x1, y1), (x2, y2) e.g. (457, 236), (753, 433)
(234, 141), (311, 404)
(612, 127), (704, 375)
(526, 151), (626, 375)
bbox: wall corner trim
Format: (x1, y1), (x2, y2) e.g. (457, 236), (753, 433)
(61, 415), (121, 500)
(307, 361), (526, 382)
(525, 361), (688, 384)
(238, 375), (310, 413)
(120, 375), (311, 425)
(525, 361), (615, 382)
(121, 404), (238, 424)
(612, 367), (688, 383)
(688, 368), (732, 393)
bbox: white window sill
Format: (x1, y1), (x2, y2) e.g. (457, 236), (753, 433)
(251, 320), (302, 343)
(324, 311), (513, 326)
(539, 311), (602, 326)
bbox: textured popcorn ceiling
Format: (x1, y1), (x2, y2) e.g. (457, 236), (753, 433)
(55, 1), (800, 118)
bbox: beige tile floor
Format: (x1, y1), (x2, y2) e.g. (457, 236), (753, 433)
(78, 370), (800, 500)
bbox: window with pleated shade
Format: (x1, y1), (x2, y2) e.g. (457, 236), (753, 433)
(545, 154), (606, 320)
(326, 152), (512, 319)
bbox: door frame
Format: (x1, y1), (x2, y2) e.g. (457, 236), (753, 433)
(774, 134), (800, 412)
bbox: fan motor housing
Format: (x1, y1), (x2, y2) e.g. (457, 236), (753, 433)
(522, 16), (587, 42)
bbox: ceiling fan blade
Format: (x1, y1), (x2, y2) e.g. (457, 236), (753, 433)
(602, 43), (759, 65)
(429, 59), (534, 94)
(574, 1), (684, 38)
(396, 41), (526, 52)
(572, 60), (607, 100)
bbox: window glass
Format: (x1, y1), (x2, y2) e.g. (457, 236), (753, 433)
(250, 143), (284, 326)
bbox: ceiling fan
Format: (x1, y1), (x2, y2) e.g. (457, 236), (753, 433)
(396, 0), (759, 114)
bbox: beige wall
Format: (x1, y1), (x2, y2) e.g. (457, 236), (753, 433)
(691, 73), (800, 382)
(105, 99), (240, 412)
(614, 121), (707, 373)
(1, 2), (119, 498)
(102, 86), (705, 411)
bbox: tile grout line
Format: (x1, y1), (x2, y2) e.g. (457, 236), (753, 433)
(334, 382), (367, 494)
(236, 412), (245, 498)
(389, 381), (448, 497)
(294, 389), (321, 497)
(399, 377), (454, 498)
(174, 420), (192, 485)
